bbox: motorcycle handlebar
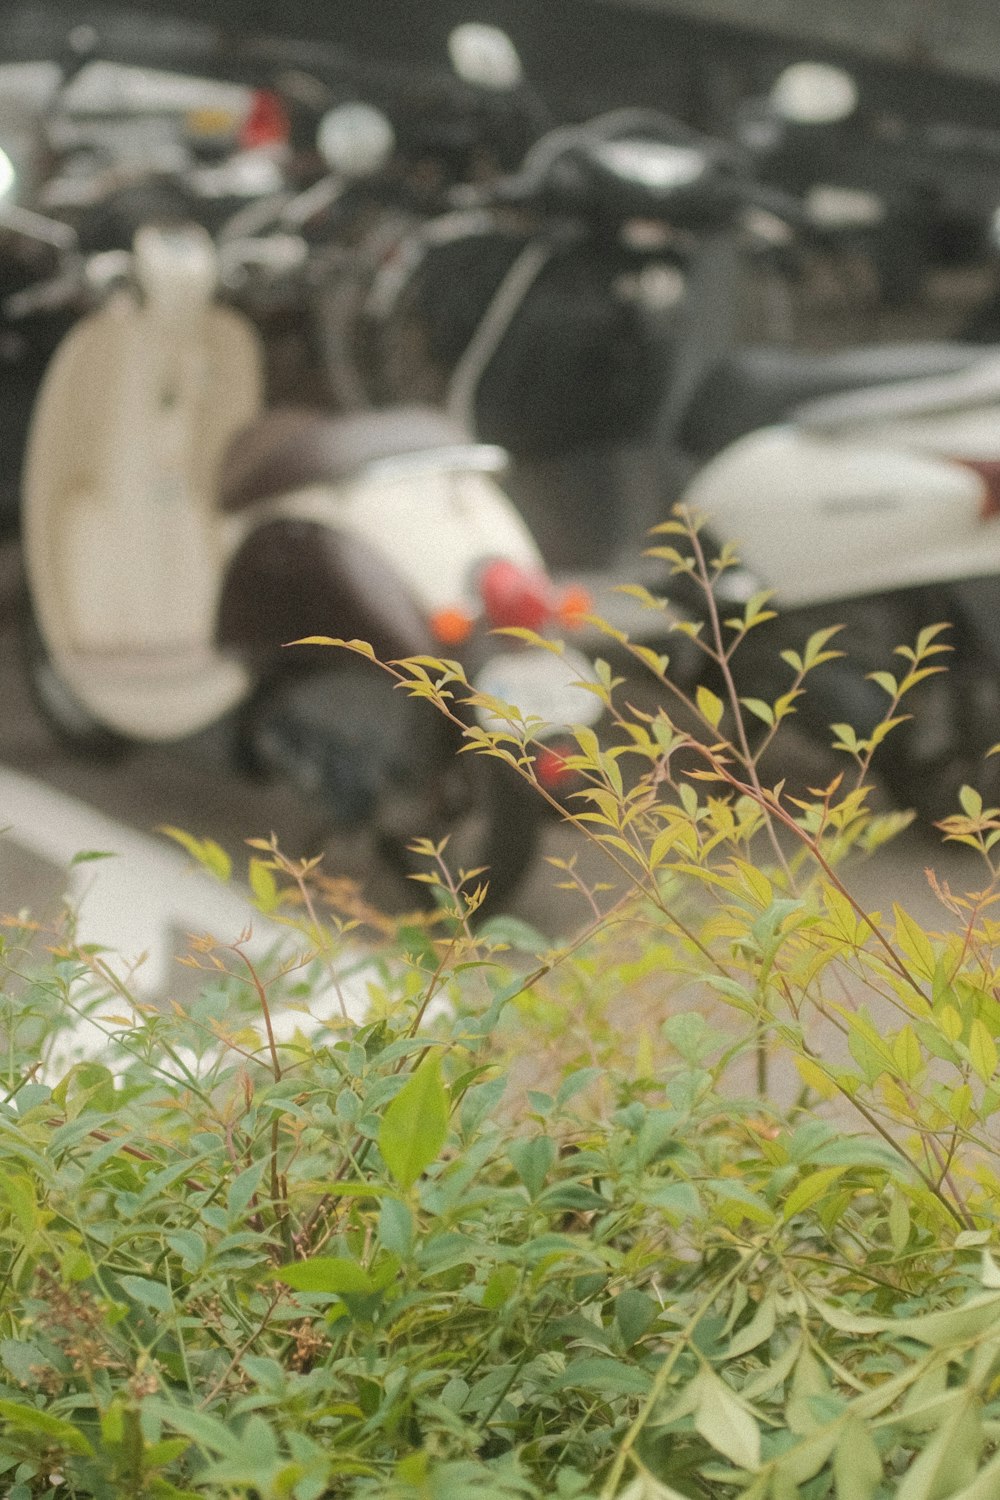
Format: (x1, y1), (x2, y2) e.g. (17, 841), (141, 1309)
(458, 109), (809, 235)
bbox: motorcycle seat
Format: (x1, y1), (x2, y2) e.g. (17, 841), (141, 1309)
(219, 404), (478, 513)
(679, 342), (985, 458)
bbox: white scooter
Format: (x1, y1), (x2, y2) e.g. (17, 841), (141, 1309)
(14, 110), (601, 908)
(355, 77), (1000, 820)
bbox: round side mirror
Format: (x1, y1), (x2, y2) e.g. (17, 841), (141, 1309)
(769, 63), (859, 126)
(316, 102), (395, 178)
(447, 23), (524, 91)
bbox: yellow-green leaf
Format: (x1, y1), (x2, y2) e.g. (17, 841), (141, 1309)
(159, 827), (232, 882)
(892, 1026), (923, 1083)
(288, 636), (376, 659)
(783, 1166), (848, 1221)
(969, 1018), (998, 1083)
(794, 1055), (836, 1100)
(696, 684), (725, 729)
(893, 904), (936, 981)
(248, 857), (280, 915)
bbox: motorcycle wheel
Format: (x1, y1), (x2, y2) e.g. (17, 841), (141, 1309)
(750, 595), (1000, 832)
(18, 576), (130, 761)
(237, 662), (540, 917)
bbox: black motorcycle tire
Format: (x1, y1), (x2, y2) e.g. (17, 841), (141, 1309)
(375, 750), (541, 918)
(18, 575), (130, 762)
(237, 661), (541, 917)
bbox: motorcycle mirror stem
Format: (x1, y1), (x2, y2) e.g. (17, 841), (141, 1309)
(0, 197), (79, 253)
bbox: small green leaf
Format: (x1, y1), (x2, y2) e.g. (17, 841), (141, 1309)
(725, 1294), (776, 1358)
(0, 1175), (37, 1238)
(288, 636), (376, 658)
(378, 1198), (413, 1257)
(694, 1368), (761, 1470)
(893, 1025), (923, 1082)
(615, 1289), (659, 1348)
(959, 784), (984, 819)
(868, 670), (898, 696)
(508, 1136), (557, 1200)
(272, 1256), (374, 1295)
(831, 722), (861, 754)
(0, 1400), (95, 1455)
(482, 1264), (518, 1310)
(833, 1416), (883, 1500)
(783, 1166), (848, 1221)
(379, 1054), (449, 1191)
(895, 1392), (982, 1499)
(888, 1187), (911, 1255)
(740, 697), (775, 727)
(118, 1275), (174, 1315)
(142, 1399), (245, 1458)
(477, 915), (548, 952)
(892, 1292), (1000, 1348)
(550, 1357), (651, 1398)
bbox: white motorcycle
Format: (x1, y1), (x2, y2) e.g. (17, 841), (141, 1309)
(356, 88), (1000, 820)
(13, 105), (601, 908)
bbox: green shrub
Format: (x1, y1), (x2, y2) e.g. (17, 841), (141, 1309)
(3, 510), (1000, 1497)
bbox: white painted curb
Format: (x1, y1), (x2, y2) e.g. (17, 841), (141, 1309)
(0, 767), (371, 1076)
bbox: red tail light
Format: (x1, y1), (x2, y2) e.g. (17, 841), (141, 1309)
(536, 744), (575, 791)
(479, 559), (554, 630)
(240, 90), (291, 150)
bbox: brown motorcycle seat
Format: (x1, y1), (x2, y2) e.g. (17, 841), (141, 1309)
(218, 404), (475, 513)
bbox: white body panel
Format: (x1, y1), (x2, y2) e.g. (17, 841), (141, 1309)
(683, 425), (991, 607)
(227, 466), (543, 619)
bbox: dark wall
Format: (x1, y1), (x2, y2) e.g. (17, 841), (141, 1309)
(7, 0), (1000, 139)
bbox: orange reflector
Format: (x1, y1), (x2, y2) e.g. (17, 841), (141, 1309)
(186, 106), (238, 138)
(430, 607), (475, 645)
(557, 584), (593, 628)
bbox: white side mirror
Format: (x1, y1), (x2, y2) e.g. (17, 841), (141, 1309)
(447, 23), (524, 92)
(317, 102), (395, 179)
(769, 63), (859, 126)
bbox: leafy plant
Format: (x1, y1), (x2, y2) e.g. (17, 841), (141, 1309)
(4, 509), (1000, 1496)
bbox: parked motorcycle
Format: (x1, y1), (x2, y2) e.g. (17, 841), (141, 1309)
(738, 59), (1000, 315)
(0, 40), (299, 540)
(13, 112), (600, 909)
(354, 89), (1000, 821)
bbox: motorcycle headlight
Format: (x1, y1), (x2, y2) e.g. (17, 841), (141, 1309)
(0, 148), (16, 200)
